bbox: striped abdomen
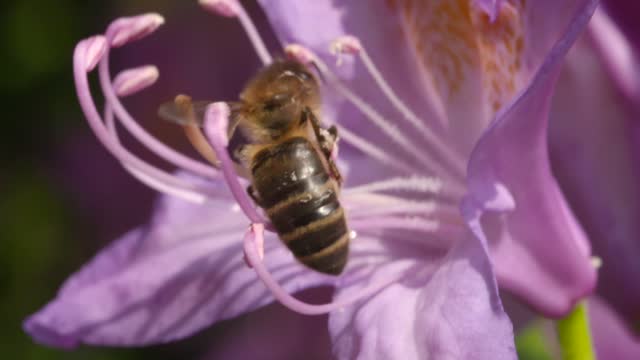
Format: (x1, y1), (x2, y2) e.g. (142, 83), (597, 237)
(251, 136), (349, 275)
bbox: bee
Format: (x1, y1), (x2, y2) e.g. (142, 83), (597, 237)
(158, 60), (349, 275)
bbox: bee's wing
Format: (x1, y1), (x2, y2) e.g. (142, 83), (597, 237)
(157, 96), (213, 127)
(158, 95), (244, 135)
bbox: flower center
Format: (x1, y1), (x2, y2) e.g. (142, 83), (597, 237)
(389, 0), (527, 121)
(73, 0), (474, 316)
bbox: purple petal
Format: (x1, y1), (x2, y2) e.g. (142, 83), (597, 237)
(200, 288), (334, 360)
(589, 297), (640, 359)
(550, 35), (640, 321)
(465, 0), (599, 316)
(24, 177), (334, 348)
(328, 232), (516, 360)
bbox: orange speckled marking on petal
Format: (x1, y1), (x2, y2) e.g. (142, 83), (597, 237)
(388, 0), (526, 117)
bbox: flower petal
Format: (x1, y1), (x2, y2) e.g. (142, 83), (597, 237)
(24, 178), (334, 348)
(328, 233), (516, 360)
(200, 288), (334, 360)
(550, 34), (640, 322)
(465, 0), (598, 316)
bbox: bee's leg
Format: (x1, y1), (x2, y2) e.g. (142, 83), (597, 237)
(301, 107), (343, 184)
(326, 157), (343, 185)
(302, 107), (335, 156)
(325, 125), (339, 157)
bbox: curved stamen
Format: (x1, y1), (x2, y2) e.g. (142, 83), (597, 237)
(288, 45), (466, 185)
(108, 69), (223, 201)
(331, 36), (467, 178)
(336, 125), (415, 174)
(203, 102), (273, 228)
(74, 38), (210, 203)
(200, 0), (272, 65)
(104, 105), (215, 203)
(243, 223), (408, 315)
(98, 47), (220, 180)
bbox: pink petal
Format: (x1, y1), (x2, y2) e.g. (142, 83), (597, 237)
(24, 177), (334, 347)
(329, 232), (516, 360)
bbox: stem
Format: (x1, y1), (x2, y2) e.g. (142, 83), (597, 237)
(556, 301), (596, 360)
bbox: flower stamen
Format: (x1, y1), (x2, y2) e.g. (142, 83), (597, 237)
(112, 65), (159, 97)
(100, 18), (220, 181)
(73, 37), (211, 203)
(200, 0), (272, 65)
(287, 44), (466, 185)
(106, 13), (165, 48)
(334, 125), (416, 174)
(331, 35), (467, 180)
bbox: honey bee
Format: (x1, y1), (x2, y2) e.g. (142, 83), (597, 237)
(158, 60), (349, 275)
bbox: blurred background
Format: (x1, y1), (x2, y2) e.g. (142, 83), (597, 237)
(1, 0), (637, 359)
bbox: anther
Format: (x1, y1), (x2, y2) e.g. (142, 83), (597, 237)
(98, 41), (219, 180)
(73, 41), (210, 204)
(107, 13), (165, 48)
(285, 44), (316, 66)
(78, 36), (107, 72)
(199, 0), (240, 17)
(113, 65), (159, 97)
(330, 35), (362, 55)
(330, 36), (362, 66)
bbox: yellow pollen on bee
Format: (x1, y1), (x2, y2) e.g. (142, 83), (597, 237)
(387, 0), (526, 117)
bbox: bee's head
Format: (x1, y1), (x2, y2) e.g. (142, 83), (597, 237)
(240, 60), (320, 115)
